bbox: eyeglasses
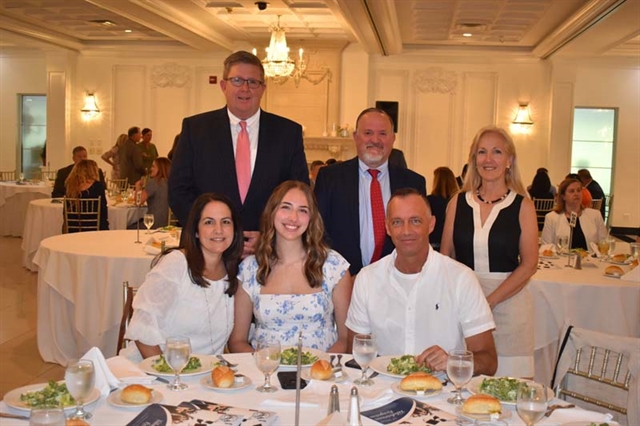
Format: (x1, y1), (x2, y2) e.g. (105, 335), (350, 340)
(224, 77), (264, 89)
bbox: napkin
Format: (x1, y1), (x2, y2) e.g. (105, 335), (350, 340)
(81, 347), (156, 396)
(590, 242), (602, 257)
(315, 411), (347, 426)
(546, 407), (614, 424)
(622, 265), (640, 282)
(106, 356), (157, 385)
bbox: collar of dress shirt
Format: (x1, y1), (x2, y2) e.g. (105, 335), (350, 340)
(227, 108), (261, 131)
(357, 158), (389, 177)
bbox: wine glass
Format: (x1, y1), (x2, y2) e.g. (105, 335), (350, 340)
(597, 239), (610, 260)
(143, 213), (155, 234)
(606, 234), (616, 260)
(353, 334), (378, 386)
(64, 359), (95, 420)
(446, 349), (473, 405)
(29, 406), (66, 426)
(556, 236), (569, 256)
(516, 382), (548, 426)
(165, 336), (191, 391)
(254, 339), (281, 393)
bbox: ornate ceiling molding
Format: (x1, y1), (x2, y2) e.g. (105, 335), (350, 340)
(413, 67), (458, 94)
(151, 62), (191, 88)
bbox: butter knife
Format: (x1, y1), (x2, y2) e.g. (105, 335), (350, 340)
(0, 412), (29, 420)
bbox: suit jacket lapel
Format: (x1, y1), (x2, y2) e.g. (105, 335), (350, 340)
(346, 159), (363, 260)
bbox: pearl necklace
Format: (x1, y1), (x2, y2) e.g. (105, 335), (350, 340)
(476, 189), (510, 204)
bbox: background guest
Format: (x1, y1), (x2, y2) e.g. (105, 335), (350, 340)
(441, 125), (538, 378)
(541, 178), (607, 251)
(138, 128), (159, 173)
(566, 173), (592, 208)
(578, 168), (606, 218)
(167, 133), (180, 160)
(426, 166), (458, 251)
(228, 181), (352, 353)
(64, 159), (109, 231)
(52, 146), (104, 198)
(527, 167), (556, 197)
(123, 193), (243, 361)
(455, 163), (468, 188)
(388, 148), (408, 169)
(132, 157), (171, 229)
(528, 169), (555, 200)
(309, 160), (325, 188)
(101, 134), (127, 181)
(120, 126), (145, 187)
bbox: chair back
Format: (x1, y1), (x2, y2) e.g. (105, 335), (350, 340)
(107, 178), (128, 194)
(606, 194), (614, 227)
(0, 170), (16, 181)
(533, 198), (556, 231)
(116, 281), (137, 353)
(40, 170), (57, 181)
(551, 324), (639, 425)
(591, 198), (603, 211)
(63, 197), (101, 233)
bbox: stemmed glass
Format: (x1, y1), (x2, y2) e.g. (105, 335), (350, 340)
(606, 234), (617, 260)
(64, 359), (95, 420)
(516, 382), (548, 426)
(165, 336), (191, 391)
(446, 349), (473, 405)
(254, 339), (281, 393)
(143, 214), (155, 234)
(29, 406), (66, 426)
(556, 236), (569, 256)
(597, 239), (610, 261)
(353, 334), (378, 386)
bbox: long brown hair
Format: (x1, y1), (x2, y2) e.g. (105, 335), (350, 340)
(65, 159), (99, 198)
(430, 166), (458, 198)
(553, 178), (584, 214)
(256, 181), (328, 288)
(152, 157), (171, 182)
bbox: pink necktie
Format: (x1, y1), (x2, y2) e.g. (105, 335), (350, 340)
(368, 169), (385, 263)
(236, 121), (251, 203)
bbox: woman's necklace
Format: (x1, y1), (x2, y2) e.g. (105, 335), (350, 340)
(476, 189), (510, 204)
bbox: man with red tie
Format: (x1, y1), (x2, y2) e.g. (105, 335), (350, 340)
(169, 51), (309, 256)
(314, 108), (426, 276)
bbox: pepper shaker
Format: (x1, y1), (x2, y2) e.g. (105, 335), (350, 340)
(327, 384), (340, 415)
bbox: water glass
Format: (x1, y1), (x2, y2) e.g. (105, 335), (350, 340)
(630, 243), (639, 261)
(254, 339), (281, 393)
(165, 336), (191, 391)
(556, 236), (569, 256)
(65, 359), (95, 420)
(353, 334), (378, 386)
(446, 349), (473, 405)
(606, 235), (617, 259)
(143, 213), (155, 234)
(29, 407), (66, 426)
(516, 382), (548, 426)
(597, 239), (610, 259)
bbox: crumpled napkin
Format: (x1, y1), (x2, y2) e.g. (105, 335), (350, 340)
(546, 407), (613, 424)
(622, 265), (640, 282)
(143, 234), (179, 255)
(81, 347), (155, 396)
(590, 242), (602, 257)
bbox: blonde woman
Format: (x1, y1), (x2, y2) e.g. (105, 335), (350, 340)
(101, 133), (127, 180)
(65, 159), (109, 231)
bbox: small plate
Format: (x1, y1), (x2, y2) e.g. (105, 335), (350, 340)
(390, 383), (441, 399)
(456, 406), (512, 422)
(604, 272), (622, 279)
(139, 354), (216, 377)
(200, 375), (252, 391)
(369, 355), (445, 380)
(279, 347), (327, 370)
(107, 388), (163, 408)
(607, 259), (632, 266)
(3, 382), (101, 413)
(301, 369), (349, 383)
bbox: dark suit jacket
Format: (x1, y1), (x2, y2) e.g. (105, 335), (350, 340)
(169, 107), (309, 230)
(586, 180), (606, 218)
(52, 164), (105, 198)
(314, 157), (427, 275)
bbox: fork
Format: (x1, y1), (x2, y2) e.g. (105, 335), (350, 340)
(544, 403), (575, 417)
(216, 354), (239, 368)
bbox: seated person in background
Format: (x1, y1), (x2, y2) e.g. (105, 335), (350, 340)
(346, 188), (497, 375)
(577, 168), (606, 218)
(123, 193), (244, 361)
(131, 157), (171, 229)
(426, 166), (458, 251)
(308, 160), (325, 188)
(566, 173), (591, 208)
(541, 178), (607, 252)
(52, 145), (105, 198)
(528, 169), (554, 200)
(228, 180), (352, 353)
(64, 159), (109, 231)
(527, 167), (556, 197)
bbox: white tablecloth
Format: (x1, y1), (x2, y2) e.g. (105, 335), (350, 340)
(0, 181), (50, 236)
(22, 198), (147, 270)
(35, 230), (154, 365)
(0, 353), (616, 425)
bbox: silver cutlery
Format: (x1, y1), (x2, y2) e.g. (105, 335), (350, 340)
(216, 354), (239, 368)
(544, 403), (575, 417)
(332, 354), (344, 379)
(329, 355), (336, 367)
(0, 412), (29, 420)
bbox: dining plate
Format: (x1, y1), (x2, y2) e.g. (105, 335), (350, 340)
(107, 388), (163, 408)
(301, 369), (349, 383)
(603, 272), (622, 279)
(607, 259), (632, 266)
(390, 383), (441, 399)
(278, 347), (327, 370)
(139, 354), (217, 377)
(200, 375), (252, 391)
(3, 382), (101, 413)
(467, 376), (555, 405)
(539, 254), (560, 260)
(369, 355), (445, 380)
(455, 406), (512, 422)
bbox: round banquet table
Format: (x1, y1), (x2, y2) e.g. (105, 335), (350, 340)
(21, 198), (147, 271)
(34, 230), (155, 365)
(0, 181), (50, 237)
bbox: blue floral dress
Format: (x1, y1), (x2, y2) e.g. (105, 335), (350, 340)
(238, 250), (349, 351)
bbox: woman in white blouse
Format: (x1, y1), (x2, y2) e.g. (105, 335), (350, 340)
(541, 178), (607, 251)
(123, 192), (244, 361)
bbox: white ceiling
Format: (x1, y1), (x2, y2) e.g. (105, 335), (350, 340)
(0, 0), (638, 59)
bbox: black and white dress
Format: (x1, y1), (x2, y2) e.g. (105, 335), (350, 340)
(453, 191), (534, 377)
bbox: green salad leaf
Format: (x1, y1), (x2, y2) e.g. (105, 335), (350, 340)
(20, 380), (76, 408)
(280, 348), (319, 365)
(386, 355), (432, 375)
(152, 354), (201, 373)
(479, 377), (521, 402)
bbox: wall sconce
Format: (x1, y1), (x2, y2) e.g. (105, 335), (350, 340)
(81, 93), (100, 120)
(512, 103), (533, 126)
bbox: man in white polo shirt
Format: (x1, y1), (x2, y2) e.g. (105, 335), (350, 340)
(346, 188), (497, 375)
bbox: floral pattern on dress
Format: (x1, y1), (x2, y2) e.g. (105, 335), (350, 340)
(239, 250), (349, 351)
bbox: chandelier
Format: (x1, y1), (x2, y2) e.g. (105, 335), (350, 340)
(253, 16), (331, 88)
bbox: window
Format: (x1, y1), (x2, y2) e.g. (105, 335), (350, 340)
(20, 95), (47, 179)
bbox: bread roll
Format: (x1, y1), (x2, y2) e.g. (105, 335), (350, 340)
(310, 359), (333, 380)
(542, 249), (554, 257)
(605, 265), (624, 276)
(611, 254), (628, 263)
(212, 365), (235, 388)
(66, 419), (90, 426)
(400, 372), (442, 391)
(631, 259), (638, 269)
(120, 384), (152, 404)
(462, 394), (502, 415)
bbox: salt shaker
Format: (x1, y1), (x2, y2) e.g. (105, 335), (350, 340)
(327, 384), (340, 415)
(347, 386), (362, 426)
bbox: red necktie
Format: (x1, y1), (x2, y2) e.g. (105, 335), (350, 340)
(368, 169), (385, 263)
(236, 121), (251, 203)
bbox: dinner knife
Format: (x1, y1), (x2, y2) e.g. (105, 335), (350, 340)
(0, 412), (29, 420)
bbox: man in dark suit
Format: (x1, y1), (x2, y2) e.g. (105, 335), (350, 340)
(169, 51), (309, 256)
(314, 108), (427, 276)
(51, 146), (105, 197)
(578, 168), (606, 218)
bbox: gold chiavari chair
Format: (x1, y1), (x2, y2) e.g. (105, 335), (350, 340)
(63, 197), (101, 233)
(116, 281), (138, 353)
(0, 170), (16, 181)
(533, 198), (555, 232)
